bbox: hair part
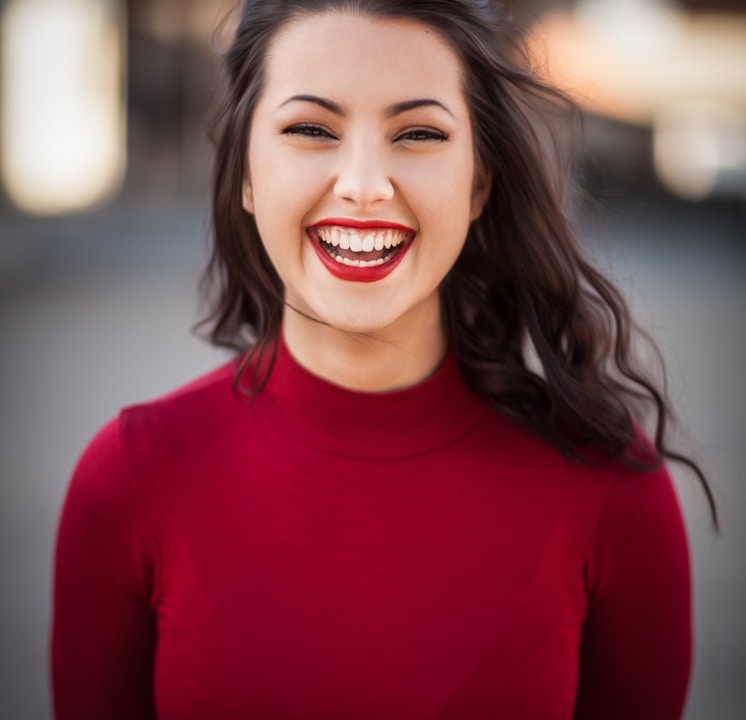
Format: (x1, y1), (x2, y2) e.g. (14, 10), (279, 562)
(200, 0), (718, 527)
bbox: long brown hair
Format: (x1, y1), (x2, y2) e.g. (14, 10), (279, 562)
(202, 0), (718, 527)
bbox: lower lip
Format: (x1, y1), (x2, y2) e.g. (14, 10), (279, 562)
(309, 233), (412, 283)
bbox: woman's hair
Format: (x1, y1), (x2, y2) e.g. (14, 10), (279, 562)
(202, 0), (717, 526)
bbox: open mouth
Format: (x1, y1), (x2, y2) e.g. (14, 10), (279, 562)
(310, 226), (411, 268)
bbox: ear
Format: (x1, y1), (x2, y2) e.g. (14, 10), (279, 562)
(469, 168), (492, 222)
(242, 179), (255, 215)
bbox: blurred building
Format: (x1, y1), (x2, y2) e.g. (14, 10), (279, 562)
(0, 0), (228, 216)
(3, 0), (744, 217)
(529, 0), (746, 202)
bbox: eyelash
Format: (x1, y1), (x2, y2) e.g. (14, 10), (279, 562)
(283, 123), (334, 139)
(397, 128), (448, 143)
(281, 124), (448, 143)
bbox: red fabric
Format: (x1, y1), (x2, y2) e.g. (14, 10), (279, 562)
(52, 343), (692, 719)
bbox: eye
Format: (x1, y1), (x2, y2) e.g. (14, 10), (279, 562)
(282, 123), (337, 140)
(395, 128), (449, 143)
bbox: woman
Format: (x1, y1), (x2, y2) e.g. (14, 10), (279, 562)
(52, 1), (717, 718)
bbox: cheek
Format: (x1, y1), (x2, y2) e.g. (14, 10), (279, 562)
(400, 150), (475, 209)
(252, 155), (329, 229)
(406, 184), (475, 248)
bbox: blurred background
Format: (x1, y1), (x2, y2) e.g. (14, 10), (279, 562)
(0, 0), (744, 717)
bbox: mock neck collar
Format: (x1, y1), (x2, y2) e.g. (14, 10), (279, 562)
(255, 340), (488, 459)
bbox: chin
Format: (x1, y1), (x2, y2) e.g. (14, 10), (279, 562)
(309, 304), (407, 339)
(323, 316), (396, 338)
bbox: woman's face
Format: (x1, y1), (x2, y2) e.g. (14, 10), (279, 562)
(244, 10), (487, 340)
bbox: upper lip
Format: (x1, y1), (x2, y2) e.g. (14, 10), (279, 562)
(309, 218), (415, 233)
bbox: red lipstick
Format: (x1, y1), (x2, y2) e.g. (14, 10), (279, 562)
(308, 218), (415, 283)
(312, 218), (415, 232)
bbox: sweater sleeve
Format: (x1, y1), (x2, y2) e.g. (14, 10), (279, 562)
(52, 418), (158, 720)
(573, 465), (692, 720)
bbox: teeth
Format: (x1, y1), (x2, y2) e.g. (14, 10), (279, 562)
(315, 226), (408, 252)
(335, 255), (386, 267)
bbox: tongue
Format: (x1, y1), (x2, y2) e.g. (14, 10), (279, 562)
(329, 245), (390, 262)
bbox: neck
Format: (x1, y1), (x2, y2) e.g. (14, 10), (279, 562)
(281, 308), (447, 393)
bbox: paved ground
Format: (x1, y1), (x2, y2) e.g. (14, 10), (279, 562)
(1, 193), (744, 718)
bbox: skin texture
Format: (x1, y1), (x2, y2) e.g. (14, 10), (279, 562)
(243, 11), (489, 391)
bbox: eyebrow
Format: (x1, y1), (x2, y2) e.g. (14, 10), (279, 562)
(385, 98), (455, 118)
(277, 94), (455, 118)
(278, 94), (344, 115)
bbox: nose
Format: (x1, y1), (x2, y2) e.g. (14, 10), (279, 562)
(333, 134), (394, 207)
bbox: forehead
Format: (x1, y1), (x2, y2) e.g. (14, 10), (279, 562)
(262, 11), (466, 107)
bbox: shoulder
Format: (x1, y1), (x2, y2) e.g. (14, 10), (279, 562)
(581, 455), (690, 615)
(589, 465), (689, 572)
(581, 429), (689, 562)
(118, 359), (242, 445)
(472, 411), (650, 499)
(67, 360), (244, 500)
(475, 413), (687, 547)
(571, 458), (692, 718)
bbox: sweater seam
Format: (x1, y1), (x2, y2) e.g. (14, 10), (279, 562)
(581, 463), (623, 610)
(115, 412), (164, 610)
(261, 404), (492, 461)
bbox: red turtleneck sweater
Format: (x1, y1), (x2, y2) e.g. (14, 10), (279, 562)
(52, 344), (691, 719)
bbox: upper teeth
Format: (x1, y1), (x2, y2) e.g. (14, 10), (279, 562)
(315, 227), (407, 252)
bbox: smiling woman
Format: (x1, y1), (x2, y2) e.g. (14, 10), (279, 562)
(239, 11), (485, 388)
(52, 1), (716, 719)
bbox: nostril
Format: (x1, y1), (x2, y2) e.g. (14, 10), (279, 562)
(333, 173), (395, 207)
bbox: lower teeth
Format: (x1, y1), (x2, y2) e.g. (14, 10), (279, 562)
(335, 255), (386, 267)
(319, 240), (399, 268)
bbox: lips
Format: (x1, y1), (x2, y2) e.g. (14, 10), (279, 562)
(308, 219), (415, 282)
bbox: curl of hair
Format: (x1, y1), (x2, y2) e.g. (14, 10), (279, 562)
(201, 0), (717, 527)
